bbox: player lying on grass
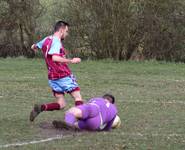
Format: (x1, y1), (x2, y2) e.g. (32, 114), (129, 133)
(53, 94), (121, 131)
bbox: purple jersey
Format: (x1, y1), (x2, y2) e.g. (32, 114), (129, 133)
(88, 97), (117, 130)
(73, 97), (117, 131)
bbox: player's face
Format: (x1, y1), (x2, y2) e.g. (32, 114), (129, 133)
(61, 26), (69, 40)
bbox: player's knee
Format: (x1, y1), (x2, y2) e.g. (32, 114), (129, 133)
(67, 107), (82, 118)
(67, 107), (77, 114)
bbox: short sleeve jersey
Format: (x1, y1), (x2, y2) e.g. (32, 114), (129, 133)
(36, 36), (71, 80)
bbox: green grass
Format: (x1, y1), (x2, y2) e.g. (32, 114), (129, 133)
(0, 58), (185, 150)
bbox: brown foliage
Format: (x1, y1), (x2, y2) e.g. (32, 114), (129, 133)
(0, 0), (44, 57)
(63, 0), (185, 61)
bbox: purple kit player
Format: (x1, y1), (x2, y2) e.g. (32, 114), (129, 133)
(53, 94), (121, 131)
(30, 21), (84, 122)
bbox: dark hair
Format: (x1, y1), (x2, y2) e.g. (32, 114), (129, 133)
(54, 21), (69, 32)
(103, 94), (115, 104)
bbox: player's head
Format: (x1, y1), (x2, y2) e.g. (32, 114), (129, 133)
(103, 94), (115, 104)
(54, 21), (69, 39)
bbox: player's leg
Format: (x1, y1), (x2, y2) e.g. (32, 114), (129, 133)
(30, 93), (66, 122)
(52, 116), (101, 131)
(76, 104), (102, 131)
(52, 107), (82, 131)
(30, 78), (67, 122)
(65, 74), (83, 106)
(39, 78), (66, 110)
(65, 107), (83, 125)
(65, 104), (99, 125)
(40, 78), (67, 110)
(55, 93), (66, 108)
(52, 120), (80, 131)
(53, 104), (100, 131)
(70, 90), (83, 106)
(77, 115), (101, 131)
(40, 92), (66, 111)
(53, 105), (95, 130)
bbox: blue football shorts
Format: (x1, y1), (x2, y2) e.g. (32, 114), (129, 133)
(48, 74), (80, 95)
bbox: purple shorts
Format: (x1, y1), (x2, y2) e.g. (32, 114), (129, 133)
(77, 104), (102, 131)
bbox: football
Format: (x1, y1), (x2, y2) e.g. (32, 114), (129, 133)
(112, 115), (121, 129)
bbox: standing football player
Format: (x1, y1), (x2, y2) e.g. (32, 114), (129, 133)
(30, 21), (84, 122)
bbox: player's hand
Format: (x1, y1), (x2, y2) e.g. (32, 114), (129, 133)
(71, 58), (81, 64)
(31, 44), (38, 52)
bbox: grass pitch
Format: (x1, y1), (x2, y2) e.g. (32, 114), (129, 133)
(0, 58), (185, 150)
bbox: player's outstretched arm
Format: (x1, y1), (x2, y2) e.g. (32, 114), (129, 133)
(71, 57), (81, 64)
(52, 55), (81, 64)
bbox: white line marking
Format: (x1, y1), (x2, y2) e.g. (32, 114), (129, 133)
(0, 134), (71, 148)
(0, 132), (184, 148)
(173, 79), (185, 82)
(23, 76), (36, 79)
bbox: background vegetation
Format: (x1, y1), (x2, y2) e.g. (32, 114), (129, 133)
(0, 0), (184, 61)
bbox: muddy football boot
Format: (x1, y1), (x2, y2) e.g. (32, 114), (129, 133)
(30, 104), (42, 122)
(52, 120), (79, 131)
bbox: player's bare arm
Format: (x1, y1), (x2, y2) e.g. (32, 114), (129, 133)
(52, 55), (81, 64)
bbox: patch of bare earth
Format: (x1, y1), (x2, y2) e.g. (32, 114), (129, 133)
(38, 121), (80, 138)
